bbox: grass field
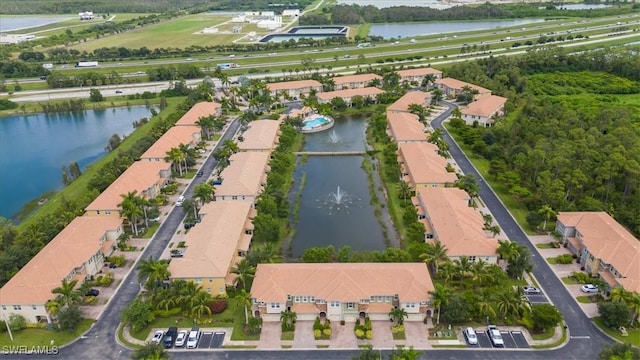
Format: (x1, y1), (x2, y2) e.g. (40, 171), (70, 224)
(7, 14), (146, 38)
(69, 14), (246, 51)
(593, 317), (640, 346)
(0, 319), (94, 347)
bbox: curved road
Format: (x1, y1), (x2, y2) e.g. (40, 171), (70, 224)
(6, 104), (613, 360)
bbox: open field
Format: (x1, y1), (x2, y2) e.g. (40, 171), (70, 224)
(69, 14), (251, 51)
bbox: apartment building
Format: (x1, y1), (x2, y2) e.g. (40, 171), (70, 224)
(251, 263), (434, 322)
(398, 142), (458, 189)
(460, 95), (508, 127)
(214, 151), (271, 205)
(237, 120), (282, 152)
(139, 126), (201, 161)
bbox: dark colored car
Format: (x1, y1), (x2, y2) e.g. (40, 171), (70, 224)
(86, 288), (100, 296)
(163, 326), (178, 348)
(196, 171), (204, 177)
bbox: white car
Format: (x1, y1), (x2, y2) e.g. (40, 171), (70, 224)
(463, 327), (478, 345)
(175, 195), (185, 207)
(151, 330), (164, 344)
(581, 284), (599, 293)
(186, 328), (200, 349)
(488, 325), (504, 347)
(523, 286), (542, 295)
(174, 330), (188, 347)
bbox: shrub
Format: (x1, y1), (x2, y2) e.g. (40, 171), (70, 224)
(314, 329), (322, 339)
(323, 328), (331, 337)
(209, 299), (228, 314)
(99, 272), (114, 286)
(365, 330), (373, 339)
(391, 325), (405, 333)
(355, 328), (365, 339)
(107, 255), (126, 267)
(8, 314), (26, 331)
(556, 254), (574, 264)
(313, 317), (322, 330)
(177, 241), (186, 248)
(340, 320), (345, 326)
(155, 307), (181, 318)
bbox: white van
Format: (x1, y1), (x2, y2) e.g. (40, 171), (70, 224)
(175, 195), (185, 207)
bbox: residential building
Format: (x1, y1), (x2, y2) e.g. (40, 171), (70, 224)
(251, 263), (434, 322)
(85, 161), (171, 216)
(434, 78), (491, 99)
(332, 74), (382, 90)
(386, 112), (429, 143)
(556, 212), (640, 294)
(169, 201), (255, 296)
(398, 142), (457, 189)
(267, 80), (322, 99)
(139, 126), (201, 161)
(460, 95), (508, 127)
(387, 91), (432, 114)
(175, 102), (222, 126)
(414, 188), (499, 263)
(280, 106), (313, 122)
(0, 217), (123, 324)
(396, 67), (443, 85)
(214, 151), (271, 205)
(317, 87), (384, 106)
(238, 120), (282, 152)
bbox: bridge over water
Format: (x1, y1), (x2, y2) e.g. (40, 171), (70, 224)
(294, 151), (368, 156)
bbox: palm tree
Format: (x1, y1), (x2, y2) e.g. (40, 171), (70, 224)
(165, 147), (186, 176)
(495, 287), (530, 320)
(420, 240), (448, 274)
(131, 342), (168, 360)
(231, 258), (256, 290)
(627, 293), (640, 326)
(137, 257), (170, 287)
(389, 346), (423, 360)
(235, 289), (253, 325)
(280, 310), (297, 331)
(177, 281), (200, 311)
(51, 278), (82, 307)
(609, 286), (631, 303)
(477, 292), (497, 320)
(389, 307), (408, 325)
(408, 103), (429, 123)
(496, 240), (520, 262)
(537, 205), (557, 231)
(119, 191), (144, 235)
(471, 259), (490, 285)
(45, 299), (61, 317)
(194, 182), (215, 205)
(189, 290), (213, 322)
(196, 115), (215, 140)
(453, 256), (473, 282)
(428, 283), (452, 324)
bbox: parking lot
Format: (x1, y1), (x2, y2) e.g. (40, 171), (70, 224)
(197, 331), (225, 349)
(467, 329), (530, 349)
(525, 293), (550, 304)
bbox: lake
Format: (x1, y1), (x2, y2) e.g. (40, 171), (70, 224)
(369, 19), (546, 39)
(289, 114), (387, 257)
(0, 106), (154, 219)
(0, 16), (72, 32)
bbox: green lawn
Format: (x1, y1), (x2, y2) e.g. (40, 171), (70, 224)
(281, 330), (294, 341)
(547, 257), (559, 264)
(576, 295), (600, 304)
(0, 319), (94, 347)
(536, 242), (556, 249)
(531, 326), (567, 349)
(139, 223), (160, 238)
(531, 327), (555, 340)
(561, 276), (579, 285)
(593, 317), (640, 346)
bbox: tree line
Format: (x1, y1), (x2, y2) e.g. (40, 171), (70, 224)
(300, 2), (638, 25)
(444, 46), (640, 236)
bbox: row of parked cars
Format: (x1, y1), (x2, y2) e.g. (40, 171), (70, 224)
(152, 327), (200, 349)
(463, 325), (504, 347)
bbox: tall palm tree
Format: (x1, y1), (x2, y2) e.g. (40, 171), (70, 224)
(189, 290), (213, 322)
(137, 257), (170, 287)
(194, 182), (215, 205)
(280, 310), (297, 331)
(51, 278), (81, 307)
(389, 307), (408, 325)
(609, 286), (631, 303)
(496, 240), (520, 262)
(453, 256), (473, 282)
(495, 287), (530, 320)
(420, 240), (448, 274)
(45, 299), (61, 317)
(196, 115), (215, 140)
(627, 293), (640, 326)
(428, 283), (452, 324)
(235, 289), (253, 325)
(471, 259), (490, 286)
(165, 147), (186, 176)
(119, 191), (144, 235)
(231, 258), (256, 290)
(177, 281), (200, 311)
(477, 291), (497, 320)
(537, 205), (557, 231)
(408, 103), (429, 123)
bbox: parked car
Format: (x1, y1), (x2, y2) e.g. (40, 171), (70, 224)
(115, 90), (123, 94)
(523, 286), (541, 295)
(151, 330), (164, 344)
(163, 326), (178, 348)
(184, 222), (194, 230)
(174, 330), (188, 347)
(196, 171), (204, 177)
(85, 288), (100, 296)
(581, 284), (599, 293)
(487, 325), (504, 347)
(186, 327), (200, 349)
(463, 327), (478, 345)
(170, 249), (184, 258)
(175, 195), (185, 207)
(150, 216), (160, 222)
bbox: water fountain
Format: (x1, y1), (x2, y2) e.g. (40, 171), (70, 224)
(328, 129), (340, 144)
(331, 186), (345, 204)
(315, 185), (361, 215)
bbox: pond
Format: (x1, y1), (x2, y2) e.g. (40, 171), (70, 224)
(369, 19), (546, 39)
(0, 16), (72, 32)
(0, 106), (154, 219)
(289, 114), (387, 257)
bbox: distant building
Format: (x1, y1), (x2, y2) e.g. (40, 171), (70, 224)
(267, 79), (323, 99)
(317, 87), (384, 106)
(332, 74), (382, 90)
(460, 95), (508, 127)
(79, 11), (94, 20)
(398, 142), (458, 189)
(282, 9), (301, 17)
(434, 78), (491, 99)
(232, 26), (242, 34)
(396, 67), (443, 85)
(387, 91), (432, 114)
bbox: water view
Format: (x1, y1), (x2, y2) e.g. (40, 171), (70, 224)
(369, 19), (546, 39)
(0, 106), (154, 218)
(290, 114), (387, 257)
(0, 16), (72, 32)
